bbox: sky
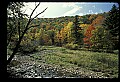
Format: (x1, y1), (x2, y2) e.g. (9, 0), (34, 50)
(22, 2), (119, 18)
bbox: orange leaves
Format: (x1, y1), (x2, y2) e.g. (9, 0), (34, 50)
(84, 25), (95, 37)
(85, 15), (104, 38)
(83, 15), (105, 48)
(92, 15), (104, 26)
(84, 25), (95, 47)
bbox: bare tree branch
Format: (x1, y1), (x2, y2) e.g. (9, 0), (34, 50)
(7, 2), (48, 65)
(29, 2), (40, 19)
(24, 3), (40, 31)
(30, 7), (48, 22)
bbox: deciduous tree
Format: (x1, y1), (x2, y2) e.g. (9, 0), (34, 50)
(90, 26), (114, 52)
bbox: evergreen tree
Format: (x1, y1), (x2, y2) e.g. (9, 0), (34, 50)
(103, 4), (119, 36)
(72, 15), (84, 47)
(47, 30), (55, 45)
(103, 4), (119, 50)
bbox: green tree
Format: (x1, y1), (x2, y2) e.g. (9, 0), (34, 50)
(72, 15), (84, 47)
(47, 30), (55, 45)
(7, 2), (27, 47)
(102, 4), (119, 50)
(39, 28), (45, 45)
(103, 4), (119, 36)
(90, 26), (114, 52)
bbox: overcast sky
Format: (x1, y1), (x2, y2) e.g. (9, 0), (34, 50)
(22, 2), (119, 18)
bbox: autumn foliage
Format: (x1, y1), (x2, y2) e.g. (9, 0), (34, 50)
(83, 25), (95, 48)
(8, 4), (119, 55)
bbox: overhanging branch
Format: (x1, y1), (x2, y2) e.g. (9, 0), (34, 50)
(7, 2), (48, 65)
(29, 2), (40, 19)
(30, 7), (48, 22)
(24, 2), (40, 31)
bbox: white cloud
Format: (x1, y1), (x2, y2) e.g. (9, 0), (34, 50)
(62, 3), (82, 16)
(22, 2), (84, 18)
(62, 2), (82, 9)
(87, 10), (94, 14)
(63, 7), (79, 16)
(21, 2), (114, 18)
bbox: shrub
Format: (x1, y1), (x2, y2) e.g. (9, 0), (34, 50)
(9, 60), (21, 67)
(64, 43), (79, 50)
(19, 41), (39, 54)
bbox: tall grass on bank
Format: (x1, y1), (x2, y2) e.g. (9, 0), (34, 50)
(30, 46), (118, 78)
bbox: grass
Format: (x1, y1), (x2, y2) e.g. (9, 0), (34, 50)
(29, 46), (118, 78)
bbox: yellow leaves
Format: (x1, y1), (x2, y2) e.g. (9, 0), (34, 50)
(55, 22), (74, 44)
(24, 34), (27, 37)
(80, 24), (90, 28)
(46, 24), (50, 30)
(67, 22), (73, 28)
(35, 33), (40, 39)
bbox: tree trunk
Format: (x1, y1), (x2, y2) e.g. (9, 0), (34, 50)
(51, 38), (54, 45)
(7, 28), (27, 65)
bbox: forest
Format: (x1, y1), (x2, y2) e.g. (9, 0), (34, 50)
(7, 2), (119, 78)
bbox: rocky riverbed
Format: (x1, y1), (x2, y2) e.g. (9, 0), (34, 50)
(7, 54), (108, 78)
